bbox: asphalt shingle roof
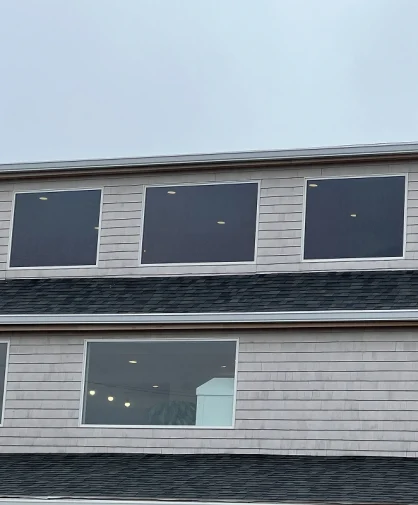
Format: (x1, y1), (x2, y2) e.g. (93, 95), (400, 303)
(0, 453), (418, 503)
(0, 270), (418, 314)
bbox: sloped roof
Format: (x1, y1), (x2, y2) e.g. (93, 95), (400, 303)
(0, 453), (417, 504)
(0, 270), (417, 315)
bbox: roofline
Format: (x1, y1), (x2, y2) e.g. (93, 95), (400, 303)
(2, 141), (418, 178)
(1, 309), (418, 325)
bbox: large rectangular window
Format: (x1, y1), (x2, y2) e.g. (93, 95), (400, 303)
(82, 340), (237, 427)
(9, 189), (102, 268)
(303, 175), (406, 260)
(141, 182), (258, 264)
(0, 343), (7, 424)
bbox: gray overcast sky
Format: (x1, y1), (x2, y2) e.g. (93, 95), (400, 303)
(1, 0), (418, 163)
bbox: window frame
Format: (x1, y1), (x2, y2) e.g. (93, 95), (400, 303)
(7, 187), (104, 270)
(139, 180), (261, 266)
(79, 337), (239, 429)
(0, 340), (10, 428)
(301, 173), (408, 262)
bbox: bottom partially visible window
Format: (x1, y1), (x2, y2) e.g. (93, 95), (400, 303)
(0, 343), (7, 423)
(82, 340), (237, 427)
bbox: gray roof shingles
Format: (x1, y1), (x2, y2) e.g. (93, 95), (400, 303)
(0, 270), (417, 314)
(1, 454), (418, 503)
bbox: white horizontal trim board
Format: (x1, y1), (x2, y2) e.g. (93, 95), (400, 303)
(0, 309), (418, 325)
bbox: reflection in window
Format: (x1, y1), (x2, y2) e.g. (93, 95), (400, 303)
(82, 340), (237, 427)
(10, 189), (102, 267)
(141, 183), (258, 264)
(0, 343), (7, 423)
(304, 176), (405, 260)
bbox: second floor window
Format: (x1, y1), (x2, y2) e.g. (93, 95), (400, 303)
(9, 189), (102, 268)
(303, 175), (406, 260)
(141, 182), (259, 264)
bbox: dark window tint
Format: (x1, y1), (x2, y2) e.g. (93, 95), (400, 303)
(83, 340), (237, 427)
(0, 344), (6, 422)
(10, 190), (102, 267)
(304, 176), (405, 260)
(141, 183), (258, 264)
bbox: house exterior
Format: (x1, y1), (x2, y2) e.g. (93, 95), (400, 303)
(1, 142), (418, 504)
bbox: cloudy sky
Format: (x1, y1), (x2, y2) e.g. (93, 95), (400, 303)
(1, 0), (417, 163)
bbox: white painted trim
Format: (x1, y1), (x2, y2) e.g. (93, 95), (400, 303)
(0, 309), (418, 325)
(79, 337), (238, 429)
(139, 180), (260, 267)
(301, 173), (408, 262)
(7, 187), (103, 270)
(0, 340), (10, 427)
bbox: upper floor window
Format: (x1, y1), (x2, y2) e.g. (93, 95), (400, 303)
(303, 175), (406, 261)
(82, 339), (237, 427)
(141, 182), (258, 264)
(9, 189), (102, 268)
(0, 343), (7, 425)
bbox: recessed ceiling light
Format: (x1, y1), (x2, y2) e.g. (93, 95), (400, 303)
(217, 221), (226, 225)
(39, 196), (48, 201)
(124, 402), (131, 407)
(129, 360), (137, 364)
(107, 396), (114, 402)
(152, 385), (159, 388)
(167, 191), (176, 195)
(309, 183), (318, 188)
(94, 226), (99, 230)
(221, 365), (227, 368)
(350, 213), (357, 217)
(89, 390), (96, 396)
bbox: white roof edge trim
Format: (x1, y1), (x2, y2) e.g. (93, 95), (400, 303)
(0, 499), (315, 505)
(0, 309), (418, 325)
(2, 141), (418, 173)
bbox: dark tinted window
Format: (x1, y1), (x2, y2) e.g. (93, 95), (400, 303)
(83, 340), (237, 427)
(10, 190), (102, 267)
(304, 176), (405, 260)
(0, 344), (6, 423)
(141, 183), (258, 264)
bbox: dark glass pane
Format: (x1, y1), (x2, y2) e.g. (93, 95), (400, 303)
(141, 183), (258, 264)
(304, 176), (405, 260)
(10, 190), (102, 267)
(83, 340), (237, 427)
(0, 343), (7, 423)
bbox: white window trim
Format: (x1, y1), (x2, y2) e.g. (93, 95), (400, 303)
(7, 187), (104, 270)
(139, 180), (261, 267)
(301, 173), (408, 263)
(79, 337), (239, 429)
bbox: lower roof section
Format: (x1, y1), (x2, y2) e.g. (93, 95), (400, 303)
(0, 453), (417, 504)
(1, 270), (418, 315)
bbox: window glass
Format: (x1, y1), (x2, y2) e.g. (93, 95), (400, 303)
(141, 183), (258, 264)
(304, 176), (405, 260)
(0, 343), (7, 423)
(10, 190), (102, 267)
(83, 340), (237, 427)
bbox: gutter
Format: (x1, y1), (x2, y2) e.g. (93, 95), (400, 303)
(1, 309), (418, 325)
(2, 141), (418, 177)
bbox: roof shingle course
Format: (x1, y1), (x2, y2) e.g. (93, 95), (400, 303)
(0, 270), (418, 314)
(0, 454), (418, 504)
